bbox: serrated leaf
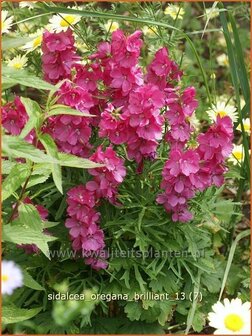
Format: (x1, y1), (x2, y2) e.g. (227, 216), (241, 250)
(2, 160), (16, 175)
(149, 271), (179, 294)
(26, 174), (51, 189)
(3, 204), (56, 258)
(39, 134), (63, 194)
(120, 269), (130, 289)
(20, 97), (43, 138)
(192, 310), (205, 332)
(57, 152), (103, 169)
(3, 135), (58, 164)
(158, 301), (173, 326)
(124, 302), (142, 321)
(2, 66), (55, 91)
(2, 164), (30, 201)
(2, 305), (42, 324)
(134, 265), (146, 292)
(23, 270), (45, 291)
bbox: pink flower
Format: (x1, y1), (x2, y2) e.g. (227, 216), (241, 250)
(87, 146), (126, 202)
(42, 29), (80, 84)
(2, 97), (28, 135)
(110, 66), (143, 95)
(146, 47), (182, 89)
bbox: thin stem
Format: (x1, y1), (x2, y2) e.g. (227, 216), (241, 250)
(7, 163), (35, 223)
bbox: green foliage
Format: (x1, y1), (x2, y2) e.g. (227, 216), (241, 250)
(2, 305), (42, 324)
(2, 1), (250, 335)
(3, 204), (57, 258)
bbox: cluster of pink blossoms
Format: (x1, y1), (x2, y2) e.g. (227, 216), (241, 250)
(2, 28), (234, 270)
(42, 29), (80, 84)
(65, 146), (126, 270)
(157, 115), (233, 222)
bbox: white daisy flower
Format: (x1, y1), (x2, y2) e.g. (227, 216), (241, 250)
(217, 53), (229, 67)
(164, 4), (185, 20)
(205, 7), (219, 20)
(22, 28), (44, 52)
(208, 298), (251, 334)
(237, 118), (250, 135)
(48, 8), (81, 33)
(104, 20), (119, 33)
(1, 260), (23, 295)
(142, 26), (157, 37)
(207, 101), (238, 123)
(228, 144), (247, 165)
(19, 1), (37, 9)
(1, 10), (14, 34)
(7, 54), (28, 70)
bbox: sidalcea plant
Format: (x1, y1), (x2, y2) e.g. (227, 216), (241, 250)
(2, 28), (233, 271)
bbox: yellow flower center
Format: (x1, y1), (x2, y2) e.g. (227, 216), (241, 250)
(13, 62), (24, 69)
(224, 313), (244, 332)
(233, 151), (243, 161)
(216, 110), (227, 118)
(244, 124), (250, 132)
(33, 35), (42, 48)
(2, 274), (9, 282)
(13, 62), (23, 69)
(60, 15), (75, 27)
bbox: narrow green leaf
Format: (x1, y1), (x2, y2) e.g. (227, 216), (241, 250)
(2, 135), (58, 164)
(2, 305), (42, 324)
(219, 230), (250, 300)
(2, 164), (30, 201)
(44, 6), (180, 31)
(185, 271), (201, 334)
(20, 97), (43, 138)
(2, 36), (33, 51)
(23, 270), (45, 291)
(228, 14), (250, 104)
(39, 134), (63, 194)
(47, 105), (94, 118)
(2, 66), (55, 91)
(57, 152), (104, 169)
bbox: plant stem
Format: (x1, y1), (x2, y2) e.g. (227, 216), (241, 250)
(7, 163), (35, 223)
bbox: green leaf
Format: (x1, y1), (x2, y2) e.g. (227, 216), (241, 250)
(124, 302), (142, 321)
(57, 152), (103, 169)
(20, 97), (43, 138)
(219, 229), (250, 300)
(134, 265), (146, 292)
(2, 66), (55, 91)
(2, 36), (33, 51)
(118, 321), (165, 334)
(39, 134), (63, 194)
(3, 135), (58, 164)
(47, 104), (94, 118)
(3, 204), (56, 258)
(192, 310), (205, 333)
(23, 270), (45, 291)
(2, 164), (30, 201)
(149, 271), (179, 294)
(2, 305), (42, 324)
(2, 160), (16, 175)
(185, 271), (201, 335)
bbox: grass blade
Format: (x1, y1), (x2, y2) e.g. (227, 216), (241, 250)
(219, 229), (250, 300)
